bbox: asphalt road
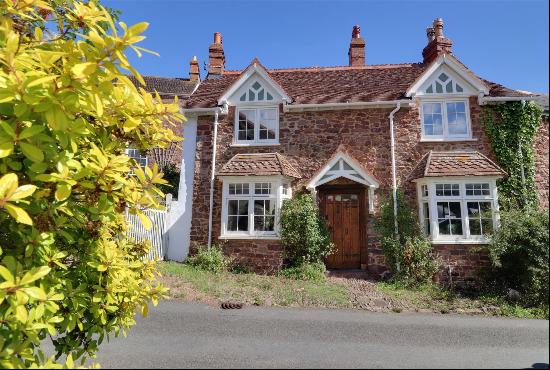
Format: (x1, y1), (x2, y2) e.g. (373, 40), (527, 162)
(90, 301), (549, 369)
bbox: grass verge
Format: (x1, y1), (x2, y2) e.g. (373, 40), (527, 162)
(378, 281), (549, 319)
(159, 261), (350, 308)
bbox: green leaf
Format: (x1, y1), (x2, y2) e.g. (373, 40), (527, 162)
(19, 125), (45, 140)
(71, 62), (97, 77)
(137, 211), (152, 230)
(0, 141), (13, 158)
(25, 75), (57, 88)
(55, 184), (71, 202)
(0, 265), (14, 283)
(20, 266), (51, 285)
(23, 287), (47, 300)
(4, 203), (33, 225)
(127, 22), (149, 37)
(19, 142), (44, 162)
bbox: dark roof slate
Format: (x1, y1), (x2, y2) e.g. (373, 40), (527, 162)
(128, 75), (198, 99)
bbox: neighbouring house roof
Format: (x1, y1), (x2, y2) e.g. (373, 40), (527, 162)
(186, 61), (533, 109)
(128, 75), (198, 99)
(409, 151), (506, 180)
(218, 153), (302, 178)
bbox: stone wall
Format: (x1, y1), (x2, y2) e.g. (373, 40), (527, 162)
(534, 116), (549, 209)
(188, 98), (549, 279)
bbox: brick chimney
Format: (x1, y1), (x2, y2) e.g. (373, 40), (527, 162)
(189, 56), (200, 82)
(208, 32), (225, 76)
(422, 18), (453, 64)
(348, 25), (365, 66)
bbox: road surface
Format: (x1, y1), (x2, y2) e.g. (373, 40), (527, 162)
(90, 301), (549, 369)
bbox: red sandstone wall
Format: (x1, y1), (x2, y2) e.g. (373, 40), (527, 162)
(188, 98), (548, 279)
(534, 116), (549, 209)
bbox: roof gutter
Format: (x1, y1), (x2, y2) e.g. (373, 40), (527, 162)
(182, 106), (229, 115)
(478, 95), (540, 105)
(283, 99), (413, 112)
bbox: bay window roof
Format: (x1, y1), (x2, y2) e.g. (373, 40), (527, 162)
(218, 153), (302, 178)
(409, 151), (506, 180)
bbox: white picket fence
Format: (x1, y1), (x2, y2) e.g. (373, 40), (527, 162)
(125, 195), (172, 260)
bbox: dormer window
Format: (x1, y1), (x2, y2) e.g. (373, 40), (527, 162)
(235, 107), (279, 145)
(239, 81), (274, 102)
(420, 100), (471, 140)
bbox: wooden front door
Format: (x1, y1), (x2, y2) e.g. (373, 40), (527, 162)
(320, 190), (363, 269)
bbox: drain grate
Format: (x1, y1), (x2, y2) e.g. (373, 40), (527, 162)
(220, 302), (244, 309)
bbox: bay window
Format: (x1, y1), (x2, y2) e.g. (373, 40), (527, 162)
(221, 177), (291, 238)
(420, 100), (471, 140)
(417, 178), (499, 243)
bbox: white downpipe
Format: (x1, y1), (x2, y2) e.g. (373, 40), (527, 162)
(389, 102), (401, 238)
(207, 110), (220, 248)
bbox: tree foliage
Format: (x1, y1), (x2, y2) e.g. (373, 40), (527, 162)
(279, 193), (333, 266)
(0, 0), (183, 367)
(485, 208), (549, 307)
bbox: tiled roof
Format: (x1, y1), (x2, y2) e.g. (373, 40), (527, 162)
(187, 64), (427, 108)
(218, 153), (302, 178)
(128, 75), (198, 99)
(186, 62), (533, 108)
(409, 151), (506, 180)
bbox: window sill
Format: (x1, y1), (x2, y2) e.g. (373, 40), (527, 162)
(430, 238), (490, 245)
(420, 138), (478, 143)
(231, 142), (281, 147)
(219, 235), (280, 240)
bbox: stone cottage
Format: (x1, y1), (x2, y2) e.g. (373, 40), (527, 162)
(169, 19), (548, 283)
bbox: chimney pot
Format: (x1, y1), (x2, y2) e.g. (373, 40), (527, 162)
(348, 25), (366, 66)
(189, 55), (200, 82)
(208, 32), (225, 76)
(422, 18), (452, 64)
(352, 25), (361, 39)
(433, 18), (444, 37)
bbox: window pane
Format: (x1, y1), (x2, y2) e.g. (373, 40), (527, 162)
(257, 89), (264, 100)
(436, 184), (460, 196)
(450, 219), (463, 235)
(252, 81), (261, 90)
(439, 73), (449, 82)
(253, 200), (275, 232)
(255, 183), (271, 195)
(238, 110), (256, 141)
(228, 200), (238, 215)
(439, 219), (451, 235)
(238, 200), (248, 215)
(258, 109), (277, 140)
(423, 103), (443, 137)
(228, 216), (238, 231)
(449, 202), (462, 218)
(238, 215), (249, 231)
(423, 202), (430, 235)
(446, 81), (453, 93)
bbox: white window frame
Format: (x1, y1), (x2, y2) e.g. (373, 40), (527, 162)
(234, 106), (280, 146)
(416, 177), (500, 244)
(220, 176), (292, 239)
(125, 148), (148, 168)
(419, 98), (472, 141)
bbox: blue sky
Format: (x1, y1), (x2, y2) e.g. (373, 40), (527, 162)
(104, 0), (549, 93)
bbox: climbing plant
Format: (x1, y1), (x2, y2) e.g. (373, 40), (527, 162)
(483, 101), (543, 210)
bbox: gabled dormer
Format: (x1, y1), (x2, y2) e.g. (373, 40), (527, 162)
(218, 59), (290, 146)
(407, 54), (489, 142)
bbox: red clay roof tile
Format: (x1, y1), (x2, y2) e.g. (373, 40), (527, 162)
(218, 153), (302, 178)
(409, 151), (506, 180)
